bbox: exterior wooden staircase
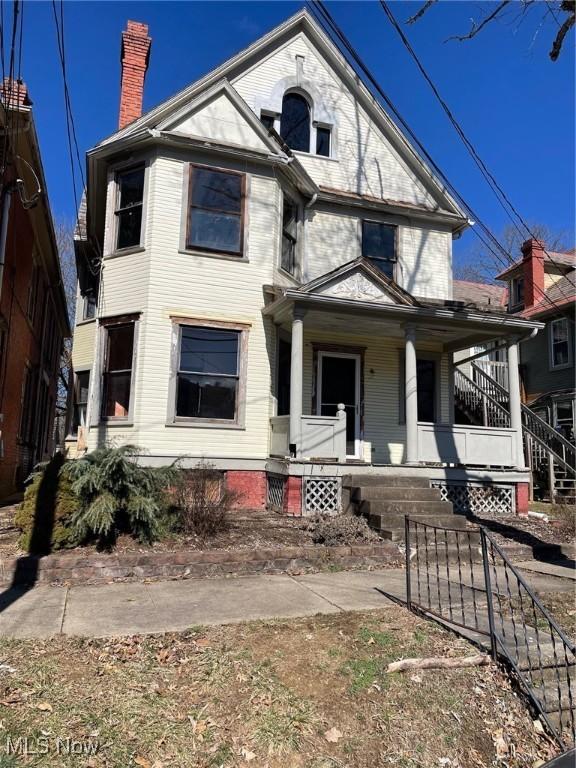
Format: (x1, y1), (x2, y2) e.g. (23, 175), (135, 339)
(454, 363), (576, 504)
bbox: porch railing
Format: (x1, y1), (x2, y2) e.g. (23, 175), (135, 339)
(417, 422), (518, 467)
(474, 359), (509, 390)
(269, 406), (346, 461)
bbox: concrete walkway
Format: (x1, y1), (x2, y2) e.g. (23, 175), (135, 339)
(0, 565), (572, 640)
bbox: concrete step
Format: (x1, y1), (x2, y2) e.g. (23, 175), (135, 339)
(375, 515), (468, 541)
(532, 681), (576, 714)
(343, 475), (430, 489)
(359, 499), (455, 517)
(355, 487), (443, 502)
(369, 512), (467, 533)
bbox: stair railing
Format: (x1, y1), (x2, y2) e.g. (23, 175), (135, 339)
(461, 364), (576, 479)
(405, 517), (576, 750)
(454, 368), (510, 428)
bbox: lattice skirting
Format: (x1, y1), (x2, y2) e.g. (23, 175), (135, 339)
(431, 482), (515, 516)
(303, 477), (341, 516)
(267, 474), (286, 512)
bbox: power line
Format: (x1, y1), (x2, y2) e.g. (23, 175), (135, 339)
(308, 0), (574, 322)
(379, 0), (575, 299)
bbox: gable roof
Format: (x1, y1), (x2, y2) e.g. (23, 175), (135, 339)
(296, 257), (420, 306)
(95, 9), (467, 221)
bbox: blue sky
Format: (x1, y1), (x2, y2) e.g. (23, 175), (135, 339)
(13, 1), (576, 270)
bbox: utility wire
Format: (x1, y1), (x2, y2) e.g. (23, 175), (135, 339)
(308, 0), (574, 322)
(379, 0), (575, 297)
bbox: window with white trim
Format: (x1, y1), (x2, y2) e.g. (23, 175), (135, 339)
(510, 276), (524, 307)
(549, 317), (571, 369)
(187, 165), (245, 256)
(281, 197), (298, 275)
(72, 371), (90, 434)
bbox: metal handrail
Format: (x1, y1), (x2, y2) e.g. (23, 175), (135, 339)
(405, 517), (576, 750)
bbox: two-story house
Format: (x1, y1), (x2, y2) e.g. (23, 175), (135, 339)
(0, 78), (70, 498)
(496, 238), (575, 442)
(69, 12), (544, 520)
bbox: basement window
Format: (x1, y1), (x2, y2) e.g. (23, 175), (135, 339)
(101, 321), (135, 419)
(115, 166), (144, 250)
(187, 165), (245, 256)
(361, 221), (397, 279)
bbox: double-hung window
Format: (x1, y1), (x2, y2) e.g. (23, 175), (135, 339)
(175, 325), (241, 422)
(101, 321), (135, 419)
(281, 197), (298, 275)
(511, 276), (524, 308)
(115, 166), (144, 250)
(550, 317), (571, 369)
(361, 221), (397, 279)
(73, 371), (90, 434)
(187, 166), (244, 256)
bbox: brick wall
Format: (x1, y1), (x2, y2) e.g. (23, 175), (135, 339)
(284, 476), (302, 516)
(226, 470), (267, 510)
(515, 482), (530, 517)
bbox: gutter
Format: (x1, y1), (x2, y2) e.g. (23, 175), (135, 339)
(267, 289), (545, 332)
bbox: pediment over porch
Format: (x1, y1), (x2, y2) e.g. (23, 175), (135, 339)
(296, 258), (419, 307)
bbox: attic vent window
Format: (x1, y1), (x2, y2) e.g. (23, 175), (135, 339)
(361, 221), (397, 279)
(280, 92), (310, 153)
(316, 126), (331, 157)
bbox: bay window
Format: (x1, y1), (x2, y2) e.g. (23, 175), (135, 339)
(187, 165), (245, 256)
(175, 325), (243, 422)
(101, 320), (135, 419)
(115, 166), (144, 250)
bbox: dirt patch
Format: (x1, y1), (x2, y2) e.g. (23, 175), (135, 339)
(467, 501), (576, 551)
(0, 609), (558, 767)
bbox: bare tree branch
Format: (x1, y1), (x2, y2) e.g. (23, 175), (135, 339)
(406, 0), (437, 25)
(550, 1), (575, 59)
(445, 1), (511, 43)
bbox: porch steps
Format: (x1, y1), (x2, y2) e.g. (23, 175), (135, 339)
(342, 475), (464, 541)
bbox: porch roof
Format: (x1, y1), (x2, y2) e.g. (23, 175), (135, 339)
(263, 281), (545, 352)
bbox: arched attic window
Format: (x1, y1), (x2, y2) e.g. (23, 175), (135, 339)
(280, 92), (310, 153)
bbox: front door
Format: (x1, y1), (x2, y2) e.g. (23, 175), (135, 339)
(317, 352), (361, 459)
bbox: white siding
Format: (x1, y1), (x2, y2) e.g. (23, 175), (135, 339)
(233, 35), (438, 207)
(302, 329), (449, 464)
(87, 153), (281, 458)
(167, 91), (269, 151)
(305, 209), (452, 300)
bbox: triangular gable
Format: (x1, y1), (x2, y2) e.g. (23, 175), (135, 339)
(96, 10), (465, 220)
(297, 258), (419, 306)
(158, 80), (286, 156)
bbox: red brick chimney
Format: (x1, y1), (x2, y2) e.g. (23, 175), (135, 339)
(0, 77), (31, 109)
(521, 238), (545, 308)
(118, 20), (151, 130)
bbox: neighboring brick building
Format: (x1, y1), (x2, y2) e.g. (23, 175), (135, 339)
(0, 78), (70, 498)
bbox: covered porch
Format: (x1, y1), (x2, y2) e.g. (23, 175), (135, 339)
(264, 260), (543, 472)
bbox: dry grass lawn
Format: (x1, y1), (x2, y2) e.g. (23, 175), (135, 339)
(0, 609), (558, 767)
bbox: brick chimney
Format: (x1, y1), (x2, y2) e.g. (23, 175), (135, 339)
(521, 238), (545, 308)
(118, 20), (151, 130)
(0, 78), (31, 109)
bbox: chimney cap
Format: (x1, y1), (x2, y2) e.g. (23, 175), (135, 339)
(521, 238), (545, 258)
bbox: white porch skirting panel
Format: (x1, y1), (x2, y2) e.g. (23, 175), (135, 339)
(300, 413), (346, 462)
(417, 423), (518, 467)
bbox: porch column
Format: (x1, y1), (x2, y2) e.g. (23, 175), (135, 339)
(507, 336), (526, 469)
(289, 307), (305, 457)
(405, 324), (418, 464)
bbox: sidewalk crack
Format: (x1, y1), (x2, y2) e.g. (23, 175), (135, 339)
(287, 574), (344, 612)
(59, 587), (70, 635)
